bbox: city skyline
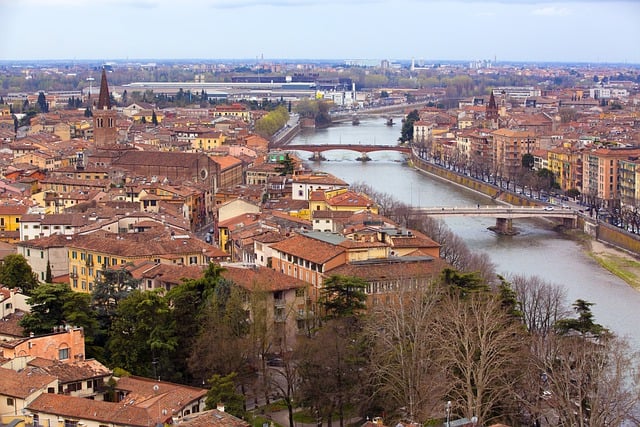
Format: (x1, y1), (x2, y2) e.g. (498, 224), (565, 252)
(0, 0), (639, 64)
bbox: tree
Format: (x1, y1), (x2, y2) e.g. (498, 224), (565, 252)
(523, 332), (640, 427)
(37, 91), (48, 113)
(296, 317), (367, 427)
(107, 290), (177, 379)
(399, 109), (420, 143)
(166, 262), (226, 378)
(433, 293), (526, 425)
(0, 254), (39, 295)
(275, 153), (296, 176)
(205, 373), (245, 418)
(19, 283), (97, 339)
(188, 280), (250, 382)
(84, 107), (92, 117)
(521, 153), (534, 169)
(318, 275), (367, 319)
(509, 274), (569, 336)
(151, 110), (158, 125)
(555, 299), (608, 337)
(45, 261), (52, 284)
(365, 286), (448, 424)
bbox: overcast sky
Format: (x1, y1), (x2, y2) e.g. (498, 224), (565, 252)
(0, 0), (638, 64)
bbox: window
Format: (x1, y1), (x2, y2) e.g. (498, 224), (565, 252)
(41, 251), (44, 258)
(59, 348), (70, 360)
(6, 397), (13, 406)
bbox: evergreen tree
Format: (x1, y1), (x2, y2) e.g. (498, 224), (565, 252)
(0, 254), (39, 295)
(399, 109), (420, 143)
(37, 91), (48, 113)
(319, 275), (367, 319)
(205, 373), (245, 418)
(84, 107), (92, 117)
(45, 261), (52, 283)
(151, 110), (158, 125)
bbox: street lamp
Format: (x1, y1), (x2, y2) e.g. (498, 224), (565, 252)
(446, 401), (451, 427)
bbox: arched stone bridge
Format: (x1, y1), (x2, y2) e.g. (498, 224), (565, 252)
(410, 205), (578, 234)
(282, 144), (411, 160)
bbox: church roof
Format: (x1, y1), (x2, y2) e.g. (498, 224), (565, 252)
(97, 68), (111, 110)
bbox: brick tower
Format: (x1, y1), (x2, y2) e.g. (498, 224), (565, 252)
(93, 68), (117, 147)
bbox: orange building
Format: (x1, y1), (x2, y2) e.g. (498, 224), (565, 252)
(582, 147), (640, 206)
(0, 326), (86, 363)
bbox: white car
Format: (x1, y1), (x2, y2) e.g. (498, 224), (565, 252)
(543, 206), (554, 211)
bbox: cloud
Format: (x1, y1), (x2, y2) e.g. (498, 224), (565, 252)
(532, 5), (570, 16)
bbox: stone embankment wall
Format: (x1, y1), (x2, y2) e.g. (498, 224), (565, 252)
(411, 151), (640, 255)
(270, 122), (301, 147)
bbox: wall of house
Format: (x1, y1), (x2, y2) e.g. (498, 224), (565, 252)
(3, 328), (85, 363)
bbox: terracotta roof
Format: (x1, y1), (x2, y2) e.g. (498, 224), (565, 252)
(115, 376), (206, 421)
(178, 409), (250, 427)
(28, 393), (152, 426)
(209, 155), (242, 171)
(27, 358), (112, 383)
(270, 233), (345, 265)
(0, 204), (28, 215)
(326, 191), (375, 209)
(0, 309), (26, 338)
(64, 232), (212, 259)
(0, 366), (57, 399)
(327, 257), (448, 280)
(128, 261), (205, 285)
(223, 266), (306, 292)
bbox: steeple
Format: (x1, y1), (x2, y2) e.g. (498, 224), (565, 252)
(93, 67), (117, 147)
(97, 68), (111, 110)
(486, 90), (498, 121)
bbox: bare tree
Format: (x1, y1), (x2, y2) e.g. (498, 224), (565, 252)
(364, 286), (447, 424)
(509, 274), (570, 336)
(432, 293), (527, 425)
(527, 333), (640, 426)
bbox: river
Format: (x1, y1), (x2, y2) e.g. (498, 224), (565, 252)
(290, 116), (640, 348)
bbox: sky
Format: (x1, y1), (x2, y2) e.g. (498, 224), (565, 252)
(0, 0), (639, 64)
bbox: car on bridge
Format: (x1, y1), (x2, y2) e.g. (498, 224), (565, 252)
(543, 206), (555, 211)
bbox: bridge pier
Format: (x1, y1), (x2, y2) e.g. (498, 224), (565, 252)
(491, 217), (517, 235)
(563, 217), (577, 229)
(310, 151), (326, 161)
(356, 153), (371, 162)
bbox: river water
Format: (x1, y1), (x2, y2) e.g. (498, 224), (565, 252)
(290, 116), (640, 348)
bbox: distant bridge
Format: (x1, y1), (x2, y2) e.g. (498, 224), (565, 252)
(410, 205), (578, 234)
(283, 144), (411, 160)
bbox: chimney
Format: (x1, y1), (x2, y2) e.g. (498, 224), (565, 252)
(216, 403), (225, 412)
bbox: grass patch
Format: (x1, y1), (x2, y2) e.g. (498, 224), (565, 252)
(293, 410), (318, 424)
(590, 252), (640, 290)
(249, 414), (283, 427)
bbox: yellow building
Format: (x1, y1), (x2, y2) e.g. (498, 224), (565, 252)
(132, 110), (164, 124)
(212, 103), (251, 122)
(192, 131), (226, 151)
(306, 188), (378, 221)
(66, 233), (214, 293)
(547, 146), (572, 191)
(0, 205), (28, 233)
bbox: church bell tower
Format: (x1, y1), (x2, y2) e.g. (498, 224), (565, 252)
(93, 68), (117, 147)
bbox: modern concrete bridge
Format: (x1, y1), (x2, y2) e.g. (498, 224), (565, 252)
(410, 205), (578, 234)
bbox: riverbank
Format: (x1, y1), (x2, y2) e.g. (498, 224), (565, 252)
(410, 150), (640, 291)
(588, 239), (640, 291)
